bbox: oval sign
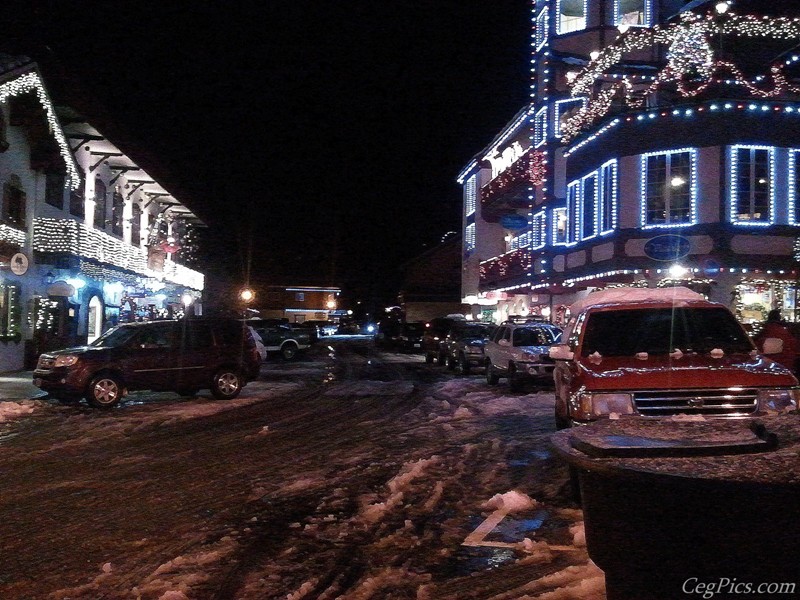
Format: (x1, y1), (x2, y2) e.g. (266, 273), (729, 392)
(644, 234), (691, 261)
(500, 213), (529, 231)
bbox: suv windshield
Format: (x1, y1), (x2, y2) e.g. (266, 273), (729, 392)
(513, 327), (553, 347)
(90, 326), (140, 348)
(581, 307), (754, 357)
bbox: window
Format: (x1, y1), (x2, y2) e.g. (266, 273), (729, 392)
(94, 178), (107, 229)
(465, 175), (477, 217)
(557, 0), (586, 34)
(536, 8), (549, 50)
(0, 284), (21, 341)
(131, 202), (142, 246)
(531, 210), (546, 249)
(599, 159), (618, 234)
(111, 191), (124, 236)
(45, 172), (65, 209)
(614, 0), (651, 27)
(295, 292), (305, 301)
(465, 222), (476, 253)
(2, 178), (26, 229)
(509, 227), (531, 251)
(581, 173), (598, 240)
(641, 149), (697, 228)
(790, 150), (800, 225)
(555, 98), (586, 138)
(69, 168), (85, 218)
(553, 208), (569, 246)
(534, 107), (548, 147)
(730, 145), (774, 226)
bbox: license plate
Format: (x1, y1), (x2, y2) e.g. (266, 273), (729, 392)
(414, 343), (421, 348)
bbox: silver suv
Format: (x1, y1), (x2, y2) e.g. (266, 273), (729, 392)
(484, 320), (562, 392)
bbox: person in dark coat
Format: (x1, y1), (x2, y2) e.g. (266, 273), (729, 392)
(753, 309), (798, 373)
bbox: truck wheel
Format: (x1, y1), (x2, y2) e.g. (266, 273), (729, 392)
(86, 373), (123, 409)
(281, 343), (298, 360)
(508, 365), (524, 393)
(485, 362), (499, 385)
(211, 368), (242, 399)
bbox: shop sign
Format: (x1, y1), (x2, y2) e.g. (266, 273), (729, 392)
(500, 213), (529, 231)
(644, 235), (691, 261)
(481, 291), (508, 301)
(147, 247), (166, 272)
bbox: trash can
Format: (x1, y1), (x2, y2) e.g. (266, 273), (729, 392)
(551, 418), (800, 600)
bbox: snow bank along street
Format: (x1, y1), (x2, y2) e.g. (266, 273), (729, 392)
(0, 341), (603, 599)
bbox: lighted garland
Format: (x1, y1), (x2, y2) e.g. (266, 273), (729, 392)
(481, 147), (547, 206)
(0, 284), (21, 342)
(0, 71), (80, 189)
(564, 12), (800, 142)
(480, 248), (532, 281)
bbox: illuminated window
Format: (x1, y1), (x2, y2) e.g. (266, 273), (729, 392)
(580, 173), (598, 240)
(557, 0), (586, 34)
(510, 228), (531, 251)
(614, 0), (651, 27)
(599, 160), (618, 234)
(465, 222), (476, 253)
(641, 149), (697, 228)
(535, 8), (549, 51)
(555, 98), (586, 138)
(730, 145), (774, 226)
(465, 175), (477, 217)
(295, 292), (305, 302)
(553, 207), (569, 246)
(94, 178), (107, 230)
(790, 150), (800, 225)
(131, 202), (142, 247)
(534, 107), (548, 147)
(111, 191), (124, 237)
(532, 210), (546, 249)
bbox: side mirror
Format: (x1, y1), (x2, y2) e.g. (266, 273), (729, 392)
(549, 344), (574, 361)
(762, 337), (784, 355)
(498, 338), (510, 347)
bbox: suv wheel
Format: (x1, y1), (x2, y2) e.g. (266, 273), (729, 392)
(446, 355), (456, 370)
(86, 373), (123, 409)
(425, 352), (434, 364)
(508, 365), (524, 393)
(211, 369), (243, 399)
(281, 343), (299, 361)
(456, 354), (470, 376)
(485, 361), (499, 385)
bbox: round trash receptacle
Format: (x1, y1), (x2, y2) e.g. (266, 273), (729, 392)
(552, 418), (800, 600)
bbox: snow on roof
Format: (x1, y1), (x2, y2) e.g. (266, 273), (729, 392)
(569, 286), (706, 315)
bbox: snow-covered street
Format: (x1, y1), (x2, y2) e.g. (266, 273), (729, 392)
(0, 339), (602, 599)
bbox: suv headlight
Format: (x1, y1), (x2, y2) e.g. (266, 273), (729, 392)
(54, 355), (79, 367)
(757, 388), (800, 413)
(578, 392), (635, 419)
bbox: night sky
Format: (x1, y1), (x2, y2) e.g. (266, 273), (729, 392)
(2, 1), (531, 305)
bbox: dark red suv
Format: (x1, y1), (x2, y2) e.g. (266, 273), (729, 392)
(33, 318), (262, 408)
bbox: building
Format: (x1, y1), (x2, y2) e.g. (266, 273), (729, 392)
(257, 285), (343, 323)
(458, 0), (800, 326)
(397, 234), (464, 322)
(0, 56), (204, 370)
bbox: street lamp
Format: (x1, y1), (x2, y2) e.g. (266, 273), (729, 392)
(239, 288), (254, 303)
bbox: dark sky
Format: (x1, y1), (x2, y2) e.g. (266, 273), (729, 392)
(3, 1), (531, 303)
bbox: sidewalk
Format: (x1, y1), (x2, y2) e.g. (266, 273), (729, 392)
(0, 371), (48, 401)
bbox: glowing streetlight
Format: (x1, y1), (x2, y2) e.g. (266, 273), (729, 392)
(239, 288), (254, 303)
(181, 293), (194, 307)
(715, 2), (730, 15)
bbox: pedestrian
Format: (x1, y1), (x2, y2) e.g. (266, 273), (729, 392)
(753, 309), (798, 373)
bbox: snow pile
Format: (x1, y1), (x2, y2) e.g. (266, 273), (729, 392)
(569, 522), (586, 547)
(361, 457), (438, 523)
(482, 490), (538, 513)
(0, 400), (36, 422)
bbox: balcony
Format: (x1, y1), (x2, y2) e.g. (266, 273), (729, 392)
(481, 148), (546, 222)
(480, 248), (531, 288)
(32, 217), (204, 291)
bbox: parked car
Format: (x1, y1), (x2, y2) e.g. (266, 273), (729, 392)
(32, 318), (262, 408)
(422, 316), (466, 364)
(306, 319), (338, 337)
(550, 287), (799, 429)
(290, 321), (319, 344)
(248, 326), (268, 361)
(442, 322), (493, 375)
(248, 319), (312, 360)
(394, 321), (426, 353)
(484, 320), (562, 392)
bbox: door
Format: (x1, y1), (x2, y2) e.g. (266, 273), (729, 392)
(175, 320), (216, 388)
(123, 322), (178, 390)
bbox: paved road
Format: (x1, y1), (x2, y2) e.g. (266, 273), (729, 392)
(0, 339), (598, 600)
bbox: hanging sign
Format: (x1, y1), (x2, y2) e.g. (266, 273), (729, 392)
(644, 234), (691, 261)
(9, 252), (29, 275)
